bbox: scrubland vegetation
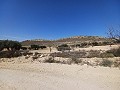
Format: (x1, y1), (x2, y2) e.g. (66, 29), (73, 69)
(0, 36), (120, 90)
(0, 32), (120, 68)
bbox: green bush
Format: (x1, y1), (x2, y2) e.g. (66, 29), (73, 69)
(31, 45), (40, 50)
(31, 45), (47, 50)
(21, 47), (27, 50)
(0, 40), (21, 51)
(39, 46), (47, 49)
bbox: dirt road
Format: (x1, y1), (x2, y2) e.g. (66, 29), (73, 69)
(0, 63), (120, 90)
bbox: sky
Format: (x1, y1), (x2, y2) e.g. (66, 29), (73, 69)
(0, 0), (120, 41)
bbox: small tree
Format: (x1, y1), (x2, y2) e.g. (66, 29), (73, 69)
(6, 40), (21, 51)
(12, 41), (21, 50)
(0, 40), (21, 51)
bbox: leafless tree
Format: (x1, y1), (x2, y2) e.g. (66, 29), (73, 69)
(107, 26), (120, 43)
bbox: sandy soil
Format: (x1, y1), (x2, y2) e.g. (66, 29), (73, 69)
(74, 45), (120, 51)
(0, 45), (120, 90)
(0, 63), (120, 90)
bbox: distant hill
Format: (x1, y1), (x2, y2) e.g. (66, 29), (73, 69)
(21, 36), (112, 46)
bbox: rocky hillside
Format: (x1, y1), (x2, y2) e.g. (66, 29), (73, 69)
(21, 36), (112, 46)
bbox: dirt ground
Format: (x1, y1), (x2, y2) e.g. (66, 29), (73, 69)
(0, 44), (120, 90)
(0, 62), (120, 90)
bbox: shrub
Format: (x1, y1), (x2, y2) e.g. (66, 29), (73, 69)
(58, 44), (69, 47)
(39, 46), (47, 49)
(102, 41), (111, 45)
(22, 51), (33, 56)
(80, 42), (87, 47)
(57, 44), (71, 51)
(75, 44), (81, 48)
(10, 41), (21, 50)
(34, 52), (40, 56)
(100, 53), (114, 58)
(113, 59), (120, 67)
(32, 56), (38, 60)
(50, 51), (86, 58)
(0, 51), (22, 58)
(107, 47), (120, 57)
(71, 57), (82, 64)
(87, 50), (101, 58)
(92, 42), (99, 46)
(31, 45), (40, 50)
(25, 56), (30, 59)
(21, 47), (27, 50)
(100, 59), (113, 67)
(44, 57), (55, 63)
(57, 47), (71, 51)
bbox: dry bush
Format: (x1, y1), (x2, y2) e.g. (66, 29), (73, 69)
(44, 56), (82, 65)
(22, 51), (33, 56)
(44, 57), (55, 63)
(100, 53), (114, 58)
(107, 47), (120, 57)
(113, 59), (120, 67)
(25, 55), (30, 59)
(50, 52), (70, 58)
(87, 50), (101, 58)
(34, 52), (40, 56)
(44, 57), (60, 63)
(51, 49), (118, 59)
(50, 51), (86, 58)
(71, 57), (82, 64)
(100, 59), (113, 67)
(32, 56), (39, 60)
(57, 44), (71, 51)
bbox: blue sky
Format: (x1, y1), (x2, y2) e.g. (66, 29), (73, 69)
(0, 0), (120, 41)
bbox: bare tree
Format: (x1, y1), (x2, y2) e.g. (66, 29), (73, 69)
(107, 26), (120, 43)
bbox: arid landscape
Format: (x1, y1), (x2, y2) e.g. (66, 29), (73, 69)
(0, 0), (120, 90)
(0, 37), (120, 90)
